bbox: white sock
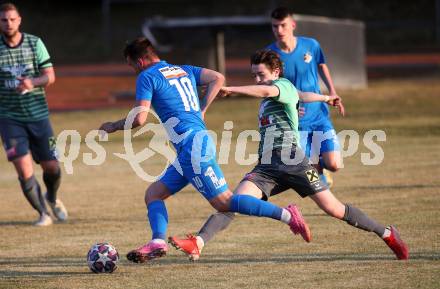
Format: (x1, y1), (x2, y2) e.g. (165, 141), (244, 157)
(196, 236), (204, 250)
(280, 208), (292, 225)
(151, 238), (166, 244)
(382, 227), (391, 239)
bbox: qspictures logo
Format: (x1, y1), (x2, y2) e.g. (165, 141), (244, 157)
(55, 106), (387, 182)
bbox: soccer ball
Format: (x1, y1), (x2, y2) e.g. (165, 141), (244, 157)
(87, 242), (119, 273)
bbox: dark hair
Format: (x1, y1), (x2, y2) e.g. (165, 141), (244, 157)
(0, 2), (19, 14)
(271, 7), (292, 20)
(250, 50), (283, 76)
(123, 37), (157, 60)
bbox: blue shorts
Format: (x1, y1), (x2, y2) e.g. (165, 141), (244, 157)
(159, 131), (229, 200)
(0, 118), (57, 163)
(299, 119), (340, 162)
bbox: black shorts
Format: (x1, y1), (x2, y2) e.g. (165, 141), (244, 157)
(241, 148), (327, 200)
(0, 118), (57, 163)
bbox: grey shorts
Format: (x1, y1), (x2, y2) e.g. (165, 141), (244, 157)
(241, 148), (328, 200)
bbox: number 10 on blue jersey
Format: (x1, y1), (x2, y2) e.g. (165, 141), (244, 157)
(169, 77), (200, 112)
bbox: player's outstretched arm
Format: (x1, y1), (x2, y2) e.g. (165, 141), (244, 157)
(199, 68), (225, 117)
(99, 100), (151, 134)
(318, 63), (337, 96)
(318, 63), (345, 116)
(299, 91), (344, 116)
(220, 85), (279, 98)
(298, 91), (336, 103)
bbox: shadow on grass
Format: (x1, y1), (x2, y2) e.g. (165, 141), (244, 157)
(117, 251), (440, 267)
(338, 183), (440, 191)
(0, 270), (88, 278)
(0, 251), (438, 277)
(0, 257), (96, 278)
(0, 257), (85, 267)
(0, 220), (84, 227)
(0, 218), (145, 227)
(164, 251), (440, 265)
(0, 221), (33, 227)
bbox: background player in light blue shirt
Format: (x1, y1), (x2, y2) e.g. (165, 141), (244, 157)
(267, 7), (345, 186)
(99, 37), (312, 263)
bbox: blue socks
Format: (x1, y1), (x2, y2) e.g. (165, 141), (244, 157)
(148, 195), (287, 240)
(318, 157), (329, 185)
(147, 200), (168, 240)
(229, 194), (282, 220)
(319, 173), (328, 185)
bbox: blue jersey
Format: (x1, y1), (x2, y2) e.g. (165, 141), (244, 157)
(136, 61), (208, 153)
(136, 61), (228, 198)
(267, 37), (328, 127)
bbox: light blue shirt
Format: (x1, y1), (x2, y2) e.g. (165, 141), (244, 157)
(267, 36), (329, 127)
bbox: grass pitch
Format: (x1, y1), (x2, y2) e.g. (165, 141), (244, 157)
(0, 76), (439, 289)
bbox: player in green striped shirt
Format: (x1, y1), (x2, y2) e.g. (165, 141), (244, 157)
(170, 50), (408, 261)
(0, 3), (67, 226)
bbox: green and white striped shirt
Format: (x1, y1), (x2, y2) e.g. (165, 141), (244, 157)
(258, 77), (300, 157)
(0, 33), (52, 121)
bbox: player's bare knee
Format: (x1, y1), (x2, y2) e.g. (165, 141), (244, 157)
(16, 169), (33, 180)
(321, 206), (336, 218)
(145, 190), (161, 204)
(330, 209), (344, 219)
(312, 197), (342, 219)
(325, 161), (340, 172)
(41, 160), (60, 174)
(12, 156), (34, 179)
(209, 196), (231, 212)
(144, 189), (153, 205)
(322, 204), (345, 219)
(213, 202), (230, 212)
(145, 182), (169, 204)
(144, 190), (163, 204)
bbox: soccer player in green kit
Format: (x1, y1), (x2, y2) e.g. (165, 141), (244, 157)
(0, 3), (67, 226)
(169, 50), (409, 261)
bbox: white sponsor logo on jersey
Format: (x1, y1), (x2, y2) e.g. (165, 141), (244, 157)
(304, 52), (313, 63)
(1, 64), (32, 88)
(159, 66), (188, 79)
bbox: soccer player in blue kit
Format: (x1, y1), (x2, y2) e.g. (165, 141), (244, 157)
(267, 7), (345, 186)
(98, 38), (311, 263)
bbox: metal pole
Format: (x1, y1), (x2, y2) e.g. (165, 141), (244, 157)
(215, 30), (226, 78)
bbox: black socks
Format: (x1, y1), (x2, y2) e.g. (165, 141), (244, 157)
(43, 169), (61, 203)
(19, 175), (48, 215)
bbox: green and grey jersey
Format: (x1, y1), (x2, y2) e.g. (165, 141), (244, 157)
(257, 77), (300, 157)
(0, 33), (52, 121)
